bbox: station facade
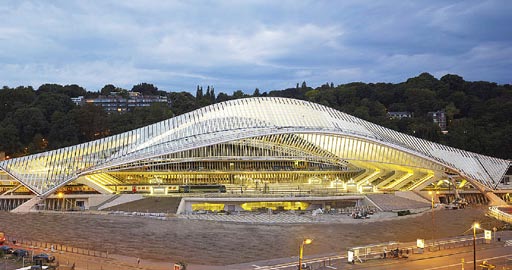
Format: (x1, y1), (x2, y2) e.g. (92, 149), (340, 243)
(0, 97), (510, 211)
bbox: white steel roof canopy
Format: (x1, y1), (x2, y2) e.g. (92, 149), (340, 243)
(0, 97), (510, 197)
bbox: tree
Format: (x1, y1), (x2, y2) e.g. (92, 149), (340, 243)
(0, 86), (36, 121)
(196, 86), (203, 99)
(32, 92), (75, 119)
(405, 72), (441, 91)
(130, 103), (173, 128)
(48, 111), (80, 149)
(209, 86), (215, 103)
(216, 92), (231, 103)
(440, 74), (464, 98)
(11, 107), (48, 145)
(132, 83), (158, 95)
(232, 90), (247, 99)
(0, 72), (510, 159)
(404, 88), (438, 115)
(353, 106), (370, 120)
(63, 84), (87, 97)
(74, 104), (109, 141)
(444, 102), (460, 123)
(37, 83), (64, 94)
(0, 124), (21, 156)
(100, 84), (116, 96)
(169, 92), (198, 115)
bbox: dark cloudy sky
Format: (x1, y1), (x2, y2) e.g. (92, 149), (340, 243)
(1, 1), (511, 93)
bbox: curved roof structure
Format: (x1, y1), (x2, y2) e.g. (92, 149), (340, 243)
(0, 97), (510, 198)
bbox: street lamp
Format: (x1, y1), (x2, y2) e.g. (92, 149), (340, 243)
(428, 191), (439, 245)
(57, 192), (64, 211)
(428, 190), (439, 209)
(472, 222), (480, 270)
(298, 238), (312, 270)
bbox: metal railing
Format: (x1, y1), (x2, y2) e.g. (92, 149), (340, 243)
(488, 206), (512, 224)
(4, 235), (108, 258)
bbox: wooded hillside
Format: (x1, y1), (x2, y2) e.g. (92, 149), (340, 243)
(1, 73), (510, 159)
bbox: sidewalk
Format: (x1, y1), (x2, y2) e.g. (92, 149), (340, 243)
(309, 231), (512, 270)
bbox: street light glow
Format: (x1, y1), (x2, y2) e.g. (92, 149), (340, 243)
(299, 238), (313, 270)
(472, 222), (481, 270)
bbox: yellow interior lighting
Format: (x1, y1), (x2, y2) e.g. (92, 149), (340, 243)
(240, 201), (309, 211)
(192, 203), (225, 212)
(330, 180), (344, 188)
(458, 179), (467, 189)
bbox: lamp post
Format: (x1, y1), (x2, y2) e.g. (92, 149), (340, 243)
(298, 238), (312, 270)
(57, 192), (64, 211)
(428, 190), (439, 245)
(472, 222), (480, 270)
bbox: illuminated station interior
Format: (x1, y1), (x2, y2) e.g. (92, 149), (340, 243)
(0, 97), (510, 212)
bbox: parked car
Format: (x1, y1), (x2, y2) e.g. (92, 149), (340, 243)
(33, 253), (55, 263)
(0, 245), (13, 254)
(12, 249), (29, 257)
(0, 232), (5, 245)
(445, 203), (458, 210)
(296, 263), (311, 270)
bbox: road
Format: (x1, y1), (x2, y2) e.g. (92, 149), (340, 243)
(247, 236), (512, 270)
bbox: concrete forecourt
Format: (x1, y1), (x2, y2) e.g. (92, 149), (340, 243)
(0, 97), (511, 269)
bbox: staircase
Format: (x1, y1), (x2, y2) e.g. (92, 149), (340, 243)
(89, 194), (121, 210)
(77, 174), (122, 194)
(394, 191), (431, 203)
(11, 196), (43, 213)
(366, 193), (430, 211)
(98, 194), (144, 210)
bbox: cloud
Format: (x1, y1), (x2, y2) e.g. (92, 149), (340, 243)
(0, 1), (511, 92)
(149, 24), (342, 68)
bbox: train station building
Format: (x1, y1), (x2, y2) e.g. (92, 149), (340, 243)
(0, 97), (510, 212)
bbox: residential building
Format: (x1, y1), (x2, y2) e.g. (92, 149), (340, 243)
(387, 111), (413, 119)
(80, 92), (170, 113)
(428, 110), (447, 131)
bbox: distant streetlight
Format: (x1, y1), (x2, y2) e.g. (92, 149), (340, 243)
(428, 190), (439, 209)
(472, 222), (480, 270)
(428, 190), (439, 245)
(57, 192), (64, 211)
(298, 238), (312, 270)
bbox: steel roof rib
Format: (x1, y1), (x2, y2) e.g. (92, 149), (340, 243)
(0, 97), (509, 197)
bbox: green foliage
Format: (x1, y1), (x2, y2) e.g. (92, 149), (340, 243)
(169, 91), (198, 115)
(12, 107), (49, 145)
(0, 124), (21, 154)
(48, 111), (80, 149)
(0, 86), (36, 122)
(100, 84), (117, 96)
(38, 83), (87, 97)
(0, 73), (510, 160)
(33, 92), (75, 119)
(132, 83), (159, 95)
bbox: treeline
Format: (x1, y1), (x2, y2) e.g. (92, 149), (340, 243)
(0, 73), (511, 159)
